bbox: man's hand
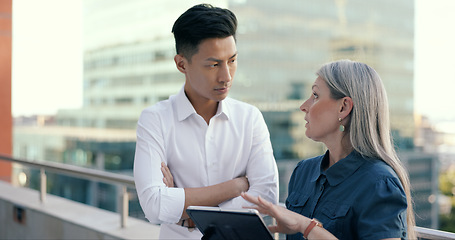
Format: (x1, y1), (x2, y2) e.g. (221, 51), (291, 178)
(161, 162), (249, 193)
(161, 162), (175, 187)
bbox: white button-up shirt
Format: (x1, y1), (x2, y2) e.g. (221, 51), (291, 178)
(134, 86), (279, 239)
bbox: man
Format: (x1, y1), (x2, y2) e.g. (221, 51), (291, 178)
(133, 4), (279, 239)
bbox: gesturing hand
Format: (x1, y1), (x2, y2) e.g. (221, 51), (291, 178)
(241, 192), (305, 234)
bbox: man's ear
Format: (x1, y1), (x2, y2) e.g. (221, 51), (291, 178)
(339, 96), (353, 119)
(174, 54), (186, 73)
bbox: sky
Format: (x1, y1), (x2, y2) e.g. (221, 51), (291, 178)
(11, 0), (455, 123)
(414, 0), (455, 122)
(12, 0), (83, 117)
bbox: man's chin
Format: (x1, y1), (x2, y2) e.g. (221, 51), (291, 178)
(214, 93), (229, 101)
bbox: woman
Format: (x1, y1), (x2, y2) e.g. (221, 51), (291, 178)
(242, 59), (415, 240)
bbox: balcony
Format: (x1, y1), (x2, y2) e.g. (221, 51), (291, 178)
(1, 154), (455, 240)
(0, 154), (159, 239)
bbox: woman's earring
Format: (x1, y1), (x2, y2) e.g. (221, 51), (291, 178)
(338, 118), (345, 132)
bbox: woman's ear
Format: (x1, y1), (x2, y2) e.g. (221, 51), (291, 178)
(174, 54), (186, 73)
(339, 96), (353, 119)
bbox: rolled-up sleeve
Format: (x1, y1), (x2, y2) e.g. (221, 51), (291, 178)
(133, 110), (185, 224)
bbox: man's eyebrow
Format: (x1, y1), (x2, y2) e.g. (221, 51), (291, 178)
(312, 84), (319, 90)
(205, 52), (238, 62)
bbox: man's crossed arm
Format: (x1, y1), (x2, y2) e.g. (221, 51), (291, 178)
(160, 162), (249, 219)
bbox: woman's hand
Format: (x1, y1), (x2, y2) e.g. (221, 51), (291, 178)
(241, 192), (306, 234)
(161, 162), (175, 187)
(242, 193), (337, 239)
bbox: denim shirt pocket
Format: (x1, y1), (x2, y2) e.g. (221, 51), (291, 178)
(286, 192), (310, 216)
(319, 202), (351, 238)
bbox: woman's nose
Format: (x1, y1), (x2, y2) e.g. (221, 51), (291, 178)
(300, 101), (308, 112)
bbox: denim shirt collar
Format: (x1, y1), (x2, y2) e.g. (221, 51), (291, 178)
(311, 150), (366, 187)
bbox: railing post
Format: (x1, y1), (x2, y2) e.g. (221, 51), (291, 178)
(120, 186), (128, 228)
(40, 168), (46, 203)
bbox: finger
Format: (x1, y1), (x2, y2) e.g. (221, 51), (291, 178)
(161, 162), (170, 173)
(242, 205), (270, 216)
(268, 225), (279, 233)
(163, 177), (172, 187)
(161, 163), (175, 187)
(161, 163), (172, 180)
(257, 195), (273, 208)
(161, 167), (170, 179)
(161, 163), (166, 175)
(242, 203), (262, 211)
(256, 196), (279, 217)
(161, 168), (168, 182)
(161, 162), (169, 173)
(242, 192), (275, 214)
(241, 192), (259, 204)
(243, 194), (272, 212)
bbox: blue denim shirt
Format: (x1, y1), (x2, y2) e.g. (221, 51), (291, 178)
(285, 150), (407, 240)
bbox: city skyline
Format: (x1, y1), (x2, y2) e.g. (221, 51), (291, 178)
(10, 0), (444, 229)
(11, 0), (455, 123)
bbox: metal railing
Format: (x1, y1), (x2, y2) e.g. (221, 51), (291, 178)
(416, 226), (455, 240)
(1, 154), (455, 239)
(0, 154), (134, 228)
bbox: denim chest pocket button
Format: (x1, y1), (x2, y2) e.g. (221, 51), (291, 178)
(321, 202), (350, 220)
(286, 192), (310, 214)
(318, 203), (351, 239)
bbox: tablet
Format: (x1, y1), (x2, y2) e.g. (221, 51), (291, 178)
(186, 206), (274, 240)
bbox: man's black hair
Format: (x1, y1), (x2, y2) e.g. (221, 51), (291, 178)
(172, 4), (237, 61)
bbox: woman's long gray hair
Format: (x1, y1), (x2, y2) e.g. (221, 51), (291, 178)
(317, 59), (416, 239)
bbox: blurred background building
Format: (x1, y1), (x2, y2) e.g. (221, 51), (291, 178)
(11, 0), (447, 230)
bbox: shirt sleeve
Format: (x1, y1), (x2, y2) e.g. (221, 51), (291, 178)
(133, 109), (185, 224)
(357, 177), (408, 240)
(219, 107), (279, 208)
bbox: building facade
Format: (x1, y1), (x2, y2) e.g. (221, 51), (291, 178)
(14, 0), (439, 228)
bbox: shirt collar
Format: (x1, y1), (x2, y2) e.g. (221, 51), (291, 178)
(310, 153), (326, 183)
(175, 86), (196, 121)
(215, 100), (230, 121)
(311, 150), (366, 186)
(175, 85), (230, 122)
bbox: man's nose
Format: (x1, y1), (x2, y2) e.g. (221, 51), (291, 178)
(218, 64), (232, 83)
